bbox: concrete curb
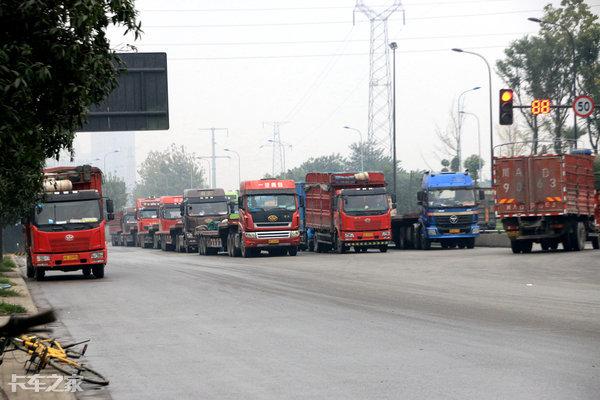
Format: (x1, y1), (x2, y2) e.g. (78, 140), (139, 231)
(0, 256), (76, 400)
(475, 232), (511, 248)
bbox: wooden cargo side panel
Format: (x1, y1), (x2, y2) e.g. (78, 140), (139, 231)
(305, 184), (333, 231)
(563, 154), (595, 215)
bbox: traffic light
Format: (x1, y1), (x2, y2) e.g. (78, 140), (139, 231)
(499, 89), (514, 125)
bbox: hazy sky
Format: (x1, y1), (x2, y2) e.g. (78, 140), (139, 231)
(77, 0), (599, 190)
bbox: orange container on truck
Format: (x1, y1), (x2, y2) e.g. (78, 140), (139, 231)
(305, 172), (391, 253)
(135, 197), (159, 248)
(493, 150), (599, 253)
(25, 165), (114, 280)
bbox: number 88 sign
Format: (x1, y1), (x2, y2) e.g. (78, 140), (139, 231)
(531, 99), (551, 115)
(573, 95), (595, 118)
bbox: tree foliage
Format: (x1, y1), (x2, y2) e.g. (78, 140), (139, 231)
(103, 173), (128, 212)
(463, 154), (485, 181)
(0, 0), (141, 225)
(134, 144), (206, 198)
(496, 0), (600, 152)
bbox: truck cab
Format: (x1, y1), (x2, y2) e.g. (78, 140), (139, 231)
(179, 188), (230, 253)
(135, 197), (159, 248)
(155, 195), (183, 251)
(26, 165), (113, 280)
(417, 172), (480, 248)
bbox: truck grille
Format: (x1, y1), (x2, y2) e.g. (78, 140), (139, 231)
(256, 231), (291, 239)
(48, 237), (90, 252)
(435, 214), (473, 227)
(255, 222), (291, 228)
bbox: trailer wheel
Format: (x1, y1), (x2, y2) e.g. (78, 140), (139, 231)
(591, 236), (600, 250)
(34, 267), (45, 281)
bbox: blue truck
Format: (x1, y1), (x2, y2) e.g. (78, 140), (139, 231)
(391, 171), (482, 250)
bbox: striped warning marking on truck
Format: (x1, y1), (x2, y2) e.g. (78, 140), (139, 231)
(497, 198), (516, 204)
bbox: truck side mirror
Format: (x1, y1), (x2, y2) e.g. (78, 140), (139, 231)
(478, 189), (485, 201)
(106, 199), (114, 214)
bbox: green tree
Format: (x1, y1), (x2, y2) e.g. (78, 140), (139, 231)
(497, 0), (600, 152)
(463, 154), (485, 182)
(0, 0), (140, 258)
(282, 153), (347, 181)
(134, 144), (206, 198)
(103, 173), (128, 212)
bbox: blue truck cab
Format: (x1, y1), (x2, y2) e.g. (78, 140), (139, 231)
(391, 172), (482, 250)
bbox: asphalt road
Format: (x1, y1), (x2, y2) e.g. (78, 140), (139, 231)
(27, 245), (600, 400)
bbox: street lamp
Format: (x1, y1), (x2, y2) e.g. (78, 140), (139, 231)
(223, 148), (241, 187)
(459, 111), (482, 182)
(102, 150), (119, 173)
(389, 41), (398, 202)
(528, 17), (577, 148)
(452, 48), (494, 178)
(457, 86), (481, 168)
(342, 126), (364, 171)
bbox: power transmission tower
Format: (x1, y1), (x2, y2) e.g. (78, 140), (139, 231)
(198, 127), (228, 188)
(354, 1), (403, 157)
(263, 121), (289, 176)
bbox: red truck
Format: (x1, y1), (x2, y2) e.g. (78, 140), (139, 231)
(494, 151), (599, 253)
(154, 195), (183, 251)
(110, 207), (137, 246)
(25, 165), (113, 280)
(305, 172), (391, 253)
(135, 197), (160, 248)
(199, 179), (301, 257)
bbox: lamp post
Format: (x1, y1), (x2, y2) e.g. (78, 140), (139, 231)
(102, 150), (119, 173)
(452, 48), (494, 178)
(457, 86), (481, 169)
(389, 41), (398, 202)
(459, 111), (482, 182)
(528, 17), (577, 148)
(223, 148), (241, 187)
(342, 126), (364, 171)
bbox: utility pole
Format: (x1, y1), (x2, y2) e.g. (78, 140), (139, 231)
(198, 128), (228, 188)
(263, 121), (289, 176)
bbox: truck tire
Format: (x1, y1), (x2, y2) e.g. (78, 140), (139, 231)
(198, 238), (205, 255)
(82, 266), (91, 278)
(572, 222), (586, 251)
(510, 240), (521, 254)
(334, 233), (346, 254)
(160, 237), (167, 251)
(34, 267), (45, 281)
(465, 238), (475, 249)
(153, 236), (160, 250)
(414, 228), (422, 250)
(308, 239), (315, 252)
(92, 264), (105, 279)
(240, 237), (253, 258)
(420, 231), (431, 250)
(521, 241), (533, 253)
(591, 236), (600, 250)
(379, 245), (388, 253)
(26, 256), (35, 278)
(289, 246), (298, 256)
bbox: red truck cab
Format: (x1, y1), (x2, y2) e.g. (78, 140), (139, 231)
(25, 165), (113, 280)
(135, 197), (160, 248)
(155, 195), (183, 251)
(232, 179), (301, 257)
(305, 172), (391, 253)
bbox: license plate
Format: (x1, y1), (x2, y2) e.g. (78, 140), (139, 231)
(268, 239), (279, 245)
(63, 254), (78, 261)
(363, 232), (373, 237)
(449, 229), (461, 234)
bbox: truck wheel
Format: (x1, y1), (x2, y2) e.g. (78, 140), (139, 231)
(82, 267), (91, 278)
(198, 238), (205, 255)
(540, 240), (550, 251)
(573, 222), (586, 251)
(379, 245), (388, 253)
(334, 233), (346, 254)
(92, 264), (105, 279)
(308, 239), (315, 252)
(26, 256), (35, 278)
(440, 241), (449, 249)
(549, 241), (559, 250)
(510, 240), (521, 254)
(160, 237), (166, 251)
(465, 238), (475, 249)
(521, 241), (533, 253)
(240, 238), (252, 258)
(414, 229), (422, 250)
(289, 246), (298, 256)
(34, 267), (45, 281)
(591, 236), (600, 250)
(420, 232), (431, 250)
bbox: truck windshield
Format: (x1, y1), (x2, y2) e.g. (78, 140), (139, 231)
(35, 200), (101, 227)
(247, 194), (296, 212)
(188, 202), (228, 216)
(162, 208), (181, 219)
(343, 194), (389, 215)
(140, 209), (158, 219)
(428, 189), (475, 208)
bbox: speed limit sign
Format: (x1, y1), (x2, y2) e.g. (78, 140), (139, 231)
(572, 95), (595, 118)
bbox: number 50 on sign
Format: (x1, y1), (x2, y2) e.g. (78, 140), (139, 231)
(572, 95), (595, 118)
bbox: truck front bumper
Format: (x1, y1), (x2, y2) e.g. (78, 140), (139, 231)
(341, 230), (391, 243)
(32, 250), (107, 268)
(244, 236), (301, 248)
(426, 225), (480, 239)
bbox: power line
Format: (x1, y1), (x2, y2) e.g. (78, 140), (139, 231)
(136, 31), (536, 47)
(142, 9), (552, 28)
(169, 45), (506, 61)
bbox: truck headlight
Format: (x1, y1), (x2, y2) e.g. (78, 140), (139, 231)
(245, 232), (257, 238)
(381, 231), (390, 237)
(290, 230), (300, 238)
(91, 251), (104, 259)
(344, 232), (355, 239)
(36, 255), (50, 262)
(427, 228), (437, 236)
(472, 226), (480, 234)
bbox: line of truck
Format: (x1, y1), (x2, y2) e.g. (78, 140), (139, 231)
(25, 148), (599, 281)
